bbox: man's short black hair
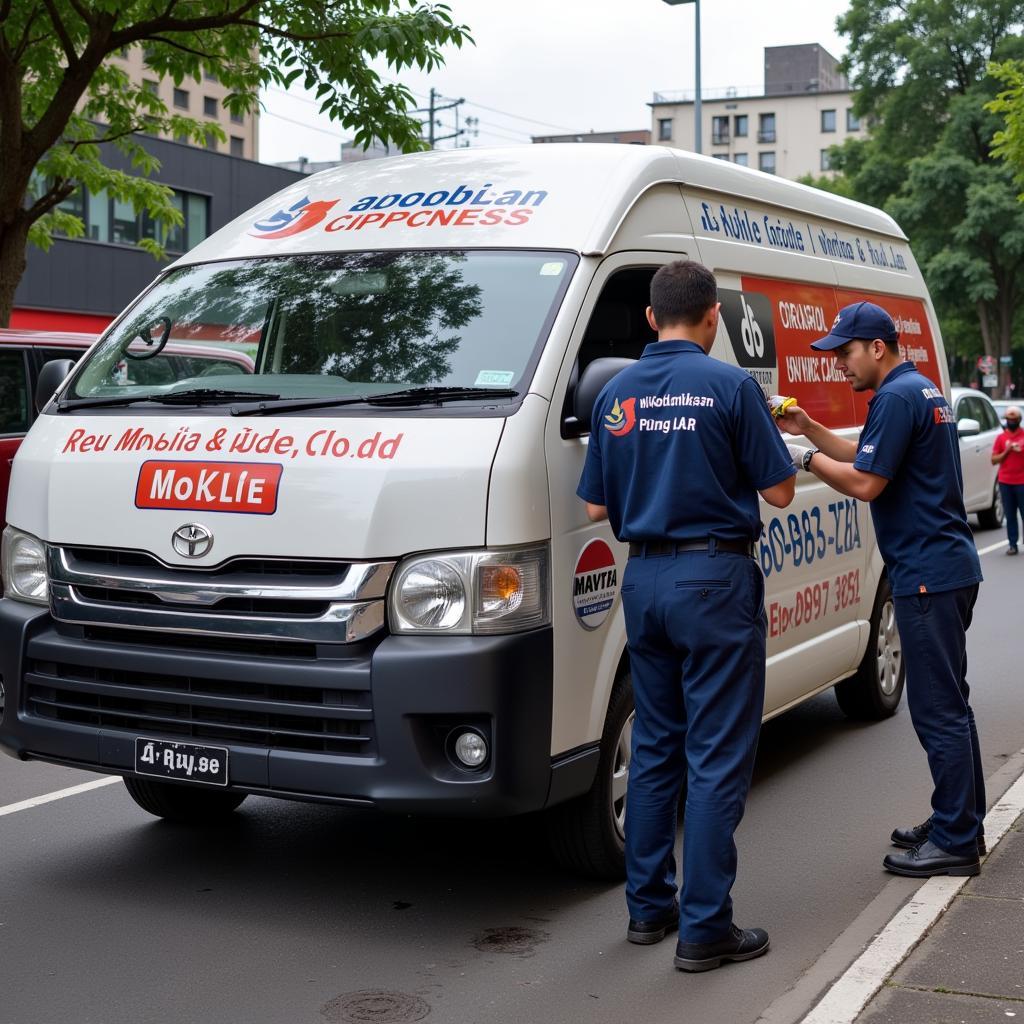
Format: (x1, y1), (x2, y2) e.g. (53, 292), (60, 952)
(650, 260), (718, 327)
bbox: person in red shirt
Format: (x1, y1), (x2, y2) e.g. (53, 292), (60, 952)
(992, 405), (1024, 554)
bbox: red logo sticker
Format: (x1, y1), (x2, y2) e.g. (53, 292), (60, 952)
(135, 461), (282, 515)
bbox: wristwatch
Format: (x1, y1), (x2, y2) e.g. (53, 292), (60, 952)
(802, 448), (819, 472)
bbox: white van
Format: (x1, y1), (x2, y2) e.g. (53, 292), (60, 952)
(0, 145), (942, 877)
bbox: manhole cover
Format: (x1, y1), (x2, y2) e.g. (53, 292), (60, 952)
(472, 926), (549, 956)
(321, 990), (431, 1024)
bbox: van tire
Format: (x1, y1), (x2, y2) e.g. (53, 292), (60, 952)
(977, 483), (1004, 530)
(545, 673), (634, 880)
(834, 577), (905, 720)
(123, 776), (247, 822)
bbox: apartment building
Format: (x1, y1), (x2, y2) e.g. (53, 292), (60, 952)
(650, 44), (866, 180)
(114, 47), (259, 160)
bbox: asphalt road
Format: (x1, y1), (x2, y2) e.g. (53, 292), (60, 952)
(2, 523), (1021, 1024)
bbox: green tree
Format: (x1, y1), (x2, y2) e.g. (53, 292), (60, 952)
(825, 0), (1024, 388)
(0, 1), (470, 327)
(989, 59), (1024, 188)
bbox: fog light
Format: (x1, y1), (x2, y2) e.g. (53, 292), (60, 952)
(453, 729), (488, 768)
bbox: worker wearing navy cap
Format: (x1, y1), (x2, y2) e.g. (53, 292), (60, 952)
(777, 300), (986, 877)
(578, 260), (796, 972)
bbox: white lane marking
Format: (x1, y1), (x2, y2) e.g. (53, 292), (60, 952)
(978, 539), (1009, 556)
(0, 776), (120, 818)
(799, 766), (1024, 1024)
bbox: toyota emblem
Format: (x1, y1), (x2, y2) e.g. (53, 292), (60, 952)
(171, 523), (213, 559)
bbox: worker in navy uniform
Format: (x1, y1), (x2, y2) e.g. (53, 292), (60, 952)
(577, 260), (796, 972)
(778, 301), (986, 877)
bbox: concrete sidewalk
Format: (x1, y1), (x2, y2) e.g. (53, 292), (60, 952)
(855, 810), (1024, 1023)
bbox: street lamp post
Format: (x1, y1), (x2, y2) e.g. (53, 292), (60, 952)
(662, 0), (701, 154)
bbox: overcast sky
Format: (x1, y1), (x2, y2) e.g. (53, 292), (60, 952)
(258, 0), (852, 165)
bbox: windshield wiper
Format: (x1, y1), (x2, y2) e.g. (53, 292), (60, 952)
(58, 388), (279, 412)
(230, 386), (521, 417)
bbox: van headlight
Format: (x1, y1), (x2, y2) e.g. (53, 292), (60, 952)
(2, 527), (49, 606)
(390, 543), (550, 635)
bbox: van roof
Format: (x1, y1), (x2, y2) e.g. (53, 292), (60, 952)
(174, 143), (905, 267)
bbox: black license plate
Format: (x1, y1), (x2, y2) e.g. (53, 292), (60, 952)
(135, 738), (229, 786)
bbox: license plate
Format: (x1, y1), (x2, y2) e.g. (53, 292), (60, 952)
(135, 738), (229, 787)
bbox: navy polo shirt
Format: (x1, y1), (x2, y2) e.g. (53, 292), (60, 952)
(853, 362), (982, 597)
(576, 340), (796, 542)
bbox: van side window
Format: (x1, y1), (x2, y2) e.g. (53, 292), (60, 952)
(0, 351), (31, 435)
(561, 266), (658, 438)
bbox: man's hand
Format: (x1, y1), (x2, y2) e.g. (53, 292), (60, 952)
(785, 443), (810, 470)
(776, 404), (813, 437)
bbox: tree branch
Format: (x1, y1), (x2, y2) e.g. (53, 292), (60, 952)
(68, 125), (149, 149)
(25, 178), (76, 220)
(108, 0), (263, 50)
(144, 34), (221, 61)
(39, 0), (78, 68)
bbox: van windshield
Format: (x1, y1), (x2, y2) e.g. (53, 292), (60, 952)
(69, 250), (577, 405)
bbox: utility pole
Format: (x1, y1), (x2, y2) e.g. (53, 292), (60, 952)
(412, 90), (471, 149)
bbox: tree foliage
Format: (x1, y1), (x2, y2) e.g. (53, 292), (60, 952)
(821, 1), (1024, 373)
(988, 59), (1024, 191)
(0, 1), (471, 326)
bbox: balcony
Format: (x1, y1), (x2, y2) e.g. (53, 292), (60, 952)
(757, 130), (776, 144)
(712, 131), (730, 145)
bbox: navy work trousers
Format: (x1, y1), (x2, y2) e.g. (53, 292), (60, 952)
(620, 546), (765, 943)
(999, 482), (1024, 548)
(893, 585), (985, 857)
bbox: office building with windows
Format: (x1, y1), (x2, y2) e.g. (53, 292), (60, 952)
(12, 135), (303, 332)
(650, 44), (866, 180)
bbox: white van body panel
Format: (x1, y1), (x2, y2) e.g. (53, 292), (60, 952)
(9, 413), (503, 560)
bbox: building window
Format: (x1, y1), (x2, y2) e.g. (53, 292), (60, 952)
(204, 70), (218, 82)
(230, 109), (244, 125)
(204, 96), (218, 118)
(821, 109), (836, 133)
(712, 153), (730, 161)
(758, 151), (776, 175)
(758, 113), (776, 144)
(711, 116), (730, 145)
(658, 118), (673, 142)
(734, 114), (748, 137)
(143, 79), (159, 95)
(173, 87), (189, 110)
(734, 153), (749, 167)
(204, 132), (218, 151)
(230, 135), (244, 158)
(847, 108), (861, 132)
(820, 149), (832, 171)
(50, 183), (210, 253)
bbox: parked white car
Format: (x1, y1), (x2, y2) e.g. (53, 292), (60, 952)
(992, 399), (1017, 427)
(951, 387), (1004, 528)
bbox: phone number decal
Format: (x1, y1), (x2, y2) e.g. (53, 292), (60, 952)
(759, 499), (862, 578)
(769, 570), (862, 638)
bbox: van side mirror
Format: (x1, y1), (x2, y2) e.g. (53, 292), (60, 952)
(570, 357), (636, 436)
(956, 417), (981, 439)
(35, 359), (76, 413)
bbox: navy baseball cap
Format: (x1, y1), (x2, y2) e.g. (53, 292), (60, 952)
(811, 301), (899, 351)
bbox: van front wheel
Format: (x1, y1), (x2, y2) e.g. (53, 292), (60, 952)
(123, 776), (247, 822)
(545, 673), (633, 880)
(834, 577), (905, 720)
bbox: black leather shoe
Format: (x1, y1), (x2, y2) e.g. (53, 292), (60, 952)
(883, 838), (980, 877)
(627, 901), (679, 945)
(891, 818), (987, 856)
(674, 924), (770, 972)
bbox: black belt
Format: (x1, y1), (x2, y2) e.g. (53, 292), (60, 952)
(628, 538), (755, 558)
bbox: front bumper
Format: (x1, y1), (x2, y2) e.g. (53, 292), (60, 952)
(0, 599), (566, 816)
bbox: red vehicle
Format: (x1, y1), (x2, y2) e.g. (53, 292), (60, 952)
(0, 328), (254, 536)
